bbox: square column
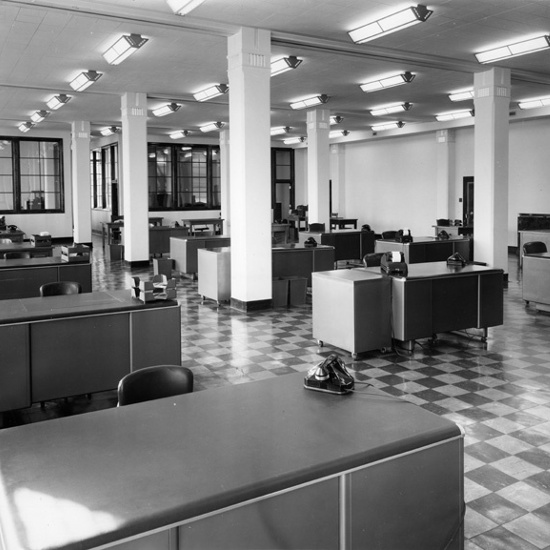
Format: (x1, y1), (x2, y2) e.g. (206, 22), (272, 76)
(121, 92), (149, 264)
(228, 27), (272, 311)
(435, 129), (455, 221)
(71, 121), (92, 245)
(330, 144), (346, 218)
(474, 68), (510, 272)
(219, 128), (230, 236)
(307, 108), (331, 230)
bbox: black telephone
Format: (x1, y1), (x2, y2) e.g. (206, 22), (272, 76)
(447, 252), (467, 267)
(304, 354), (354, 395)
(304, 237), (317, 248)
(7, 225), (18, 231)
(395, 228), (413, 243)
(380, 251), (408, 277)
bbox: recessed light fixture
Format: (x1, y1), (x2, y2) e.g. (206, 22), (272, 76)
(200, 122), (225, 133)
(270, 56), (303, 77)
(289, 94), (329, 110)
(193, 84), (228, 102)
(369, 102), (412, 116)
(270, 126), (290, 136)
(69, 70), (102, 92)
(152, 103), (181, 117)
(103, 34), (148, 65)
(329, 130), (350, 138)
(100, 126), (119, 136)
(475, 35), (550, 63)
(283, 136), (306, 145)
(30, 110), (49, 123)
(18, 122), (34, 133)
(448, 89), (475, 102)
(330, 115), (344, 125)
(371, 121), (405, 131)
(349, 4), (433, 44)
(46, 94), (72, 110)
(435, 110), (473, 122)
(360, 72), (415, 93)
(517, 96), (550, 110)
(169, 130), (190, 139)
(166, 0), (206, 16)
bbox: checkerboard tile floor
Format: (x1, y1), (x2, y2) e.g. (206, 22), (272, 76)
(2, 237), (550, 550)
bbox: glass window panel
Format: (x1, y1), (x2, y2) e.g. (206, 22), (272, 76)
(20, 159), (41, 176)
(0, 158), (13, 174)
(19, 141), (39, 157)
(0, 141), (12, 157)
(276, 165), (291, 180)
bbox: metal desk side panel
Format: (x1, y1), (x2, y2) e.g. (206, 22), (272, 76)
(0, 324), (30, 411)
(523, 254), (550, 306)
(197, 248), (231, 303)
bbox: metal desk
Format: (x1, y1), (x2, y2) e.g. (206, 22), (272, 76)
(522, 252), (550, 311)
(181, 217), (224, 236)
(101, 218), (164, 248)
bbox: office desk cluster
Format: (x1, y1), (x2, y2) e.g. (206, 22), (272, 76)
(0, 372), (464, 550)
(375, 236), (472, 263)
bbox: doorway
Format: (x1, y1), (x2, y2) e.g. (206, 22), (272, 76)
(463, 176), (474, 227)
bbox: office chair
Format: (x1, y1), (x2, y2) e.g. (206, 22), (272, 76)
(381, 231), (397, 240)
(117, 365), (194, 406)
(4, 251), (31, 259)
(308, 223), (326, 232)
(363, 252), (384, 267)
(522, 241), (547, 256)
(39, 281), (82, 297)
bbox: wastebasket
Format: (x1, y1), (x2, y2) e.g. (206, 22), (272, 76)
(109, 244), (124, 261)
(272, 278), (289, 307)
(153, 257), (173, 278)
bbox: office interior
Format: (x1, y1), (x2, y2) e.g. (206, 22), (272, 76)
(1, 1), (550, 549)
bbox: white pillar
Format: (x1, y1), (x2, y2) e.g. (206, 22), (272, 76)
(228, 27), (271, 310)
(307, 108), (330, 230)
(120, 92), (149, 263)
(219, 128), (230, 236)
(435, 129), (455, 221)
(330, 144), (345, 217)
(71, 121), (92, 245)
(473, 67), (510, 271)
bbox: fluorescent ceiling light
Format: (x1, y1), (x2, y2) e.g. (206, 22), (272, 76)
(360, 72), (415, 93)
(448, 89), (474, 102)
(349, 4), (433, 44)
(370, 102), (412, 116)
(100, 126), (119, 136)
(371, 121), (405, 131)
(152, 103), (181, 117)
(103, 34), (148, 65)
(270, 56), (302, 77)
(169, 130), (190, 139)
(69, 70), (102, 92)
(270, 126), (290, 136)
(329, 130), (350, 138)
(330, 115), (344, 125)
(475, 35), (550, 63)
(290, 94), (329, 110)
(517, 96), (550, 110)
(30, 110), (49, 123)
(200, 122), (224, 133)
(435, 110), (473, 122)
(193, 84), (229, 102)
(283, 136), (306, 145)
(18, 122), (34, 133)
(46, 94), (71, 110)
(166, 0), (206, 15)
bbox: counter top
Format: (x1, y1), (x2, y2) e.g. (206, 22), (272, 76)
(362, 261), (503, 280)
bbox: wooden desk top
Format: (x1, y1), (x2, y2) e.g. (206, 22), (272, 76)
(0, 372), (461, 550)
(0, 289), (178, 326)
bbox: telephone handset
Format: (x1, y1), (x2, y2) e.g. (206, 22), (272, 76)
(304, 354), (354, 395)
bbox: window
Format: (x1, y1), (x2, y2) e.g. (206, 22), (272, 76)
(90, 143), (118, 211)
(148, 143), (220, 210)
(0, 137), (64, 213)
(271, 148), (295, 221)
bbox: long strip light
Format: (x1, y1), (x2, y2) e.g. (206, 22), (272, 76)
(475, 35), (550, 63)
(371, 121), (405, 131)
(193, 84), (228, 102)
(46, 94), (71, 110)
(100, 126), (119, 136)
(370, 102), (412, 116)
(200, 122), (224, 133)
(448, 89), (474, 102)
(69, 70), (102, 92)
(169, 130), (190, 139)
(152, 103), (181, 117)
(329, 130), (350, 138)
(349, 4), (433, 44)
(517, 96), (550, 110)
(270, 126), (290, 136)
(283, 136), (306, 145)
(360, 72), (415, 93)
(435, 110), (473, 122)
(30, 110), (49, 123)
(270, 56), (302, 77)
(166, 0), (206, 15)
(103, 34), (148, 65)
(290, 94), (329, 110)
(18, 122), (34, 133)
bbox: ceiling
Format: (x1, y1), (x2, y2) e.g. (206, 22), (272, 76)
(1, 0), (550, 142)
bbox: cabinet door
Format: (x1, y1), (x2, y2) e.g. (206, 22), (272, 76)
(0, 324), (31, 411)
(59, 263), (92, 292)
(0, 267), (57, 299)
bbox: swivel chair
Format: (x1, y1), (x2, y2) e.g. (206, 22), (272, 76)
(117, 365), (194, 406)
(39, 281), (82, 297)
(4, 251), (31, 259)
(522, 241), (547, 256)
(381, 230), (397, 240)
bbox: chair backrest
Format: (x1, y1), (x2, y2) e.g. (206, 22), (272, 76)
(0, 238), (12, 244)
(523, 241), (547, 256)
(117, 365), (194, 406)
(309, 223), (325, 233)
(363, 252), (384, 267)
(4, 251), (31, 259)
(40, 281), (82, 297)
(381, 230), (397, 240)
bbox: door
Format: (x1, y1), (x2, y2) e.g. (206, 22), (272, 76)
(463, 177), (474, 227)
